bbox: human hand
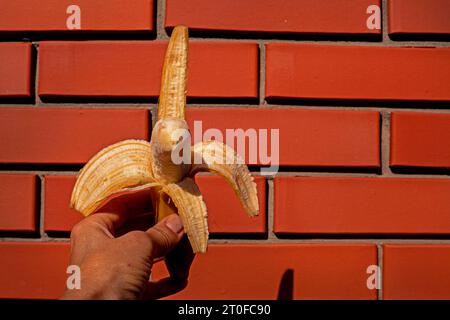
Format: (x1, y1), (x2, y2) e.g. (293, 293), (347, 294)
(61, 210), (194, 300)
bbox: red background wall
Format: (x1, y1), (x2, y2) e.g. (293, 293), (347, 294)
(0, 0), (450, 300)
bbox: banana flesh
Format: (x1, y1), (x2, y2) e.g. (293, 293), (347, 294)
(70, 25), (259, 253)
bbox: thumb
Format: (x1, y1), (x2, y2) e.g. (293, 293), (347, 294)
(146, 214), (184, 259)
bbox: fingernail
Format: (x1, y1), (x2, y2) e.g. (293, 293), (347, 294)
(165, 214), (183, 234)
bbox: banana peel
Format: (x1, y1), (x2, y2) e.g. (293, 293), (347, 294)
(70, 26), (259, 253)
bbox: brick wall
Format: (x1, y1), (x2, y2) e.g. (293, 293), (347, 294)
(0, 0), (450, 300)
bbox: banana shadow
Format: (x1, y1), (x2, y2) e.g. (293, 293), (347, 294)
(277, 268), (294, 300)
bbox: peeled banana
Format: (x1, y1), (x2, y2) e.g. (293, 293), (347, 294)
(70, 25), (259, 253)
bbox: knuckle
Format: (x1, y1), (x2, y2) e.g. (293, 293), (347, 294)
(151, 226), (173, 253)
(70, 221), (86, 239)
(126, 230), (152, 246)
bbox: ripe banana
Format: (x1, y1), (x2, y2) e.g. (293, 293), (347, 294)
(70, 26), (259, 253)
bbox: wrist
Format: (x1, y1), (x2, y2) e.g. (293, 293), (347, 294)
(61, 283), (119, 300)
(61, 265), (120, 300)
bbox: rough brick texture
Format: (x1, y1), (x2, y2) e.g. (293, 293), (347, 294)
(0, 1), (449, 301)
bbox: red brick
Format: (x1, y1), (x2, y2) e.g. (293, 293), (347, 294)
(274, 176), (450, 235)
(195, 175), (266, 234)
(0, 43), (32, 98)
(38, 41), (258, 100)
(0, 242), (69, 299)
(186, 107), (380, 168)
(0, 108), (149, 164)
(0, 0), (154, 33)
(389, 0), (450, 37)
(0, 174), (37, 232)
(266, 44), (450, 102)
(383, 245), (450, 299)
(43, 175), (81, 233)
(43, 174), (266, 234)
(152, 244), (378, 299)
(166, 0), (381, 36)
(391, 112), (450, 169)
